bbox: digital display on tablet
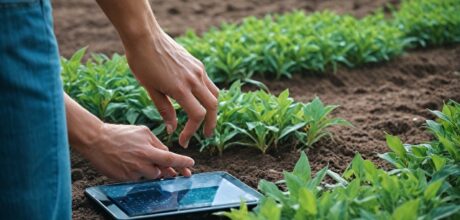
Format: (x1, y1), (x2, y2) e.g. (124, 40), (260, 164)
(96, 172), (260, 217)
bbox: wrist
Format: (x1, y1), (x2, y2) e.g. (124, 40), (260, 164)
(72, 120), (105, 156)
(65, 93), (105, 155)
(118, 13), (164, 52)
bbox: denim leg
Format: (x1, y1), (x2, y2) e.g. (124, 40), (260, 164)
(0, 0), (71, 219)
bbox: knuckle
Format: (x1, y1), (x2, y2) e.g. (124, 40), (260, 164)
(157, 106), (171, 116)
(191, 108), (206, 122)
(187, 77), (201, 88)
(208, 99), (218, 112)
(140, 125), (151, 135)
(199, 62), (205, 69)
(194, 66), (205, 78)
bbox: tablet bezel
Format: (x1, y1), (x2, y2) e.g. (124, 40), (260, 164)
(85, 171), (263, 220)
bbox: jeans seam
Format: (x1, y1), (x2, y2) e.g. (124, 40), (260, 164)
(39, 0), (60, 218)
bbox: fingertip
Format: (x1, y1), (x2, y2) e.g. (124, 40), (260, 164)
(179, 133), (190, 149)
(203, 125), (215, 138)
(166, 124), (173, 135)
(181, 155), (195, 167)
(166, 118), (178, 135)
(181, 168), (192, 177)
(151, 167), (161, 179)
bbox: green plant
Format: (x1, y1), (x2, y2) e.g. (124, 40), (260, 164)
(294, 98), (352, 149)
(178, 10), (405, 82)
(61, 51), (349, 155)
(195, 82), (349, 155)
(175, 0), (460, 85)
(61, 48), (163, 125)
(394, 0), (460, 47)
(63, 0), (460, 89)
(222, 101), (460, 219)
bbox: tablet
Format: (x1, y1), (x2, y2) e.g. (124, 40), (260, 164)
(85, 171), (263, 219)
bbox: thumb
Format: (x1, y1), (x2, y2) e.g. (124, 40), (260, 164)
(149, 90), (177, 134)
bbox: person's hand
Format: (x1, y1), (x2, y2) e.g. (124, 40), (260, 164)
(79, 123), (194, 181)
(124, 31), (219, 148)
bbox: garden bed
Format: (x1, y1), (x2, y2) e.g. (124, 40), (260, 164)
(52, 0), (460, 219)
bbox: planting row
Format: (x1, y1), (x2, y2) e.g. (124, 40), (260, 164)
(61, 50), (349, 155)
(222, 101), (460, 219)
(177, 0), (460, 84)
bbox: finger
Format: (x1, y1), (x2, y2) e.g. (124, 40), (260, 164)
(204, 75), (219, 98)
(148, 132), (169, 151)
(173, 91), (206, 148)
(193, 85), (218, 137)
(178, 167), (192, 177)
(159, 166), (177, 178)
(138, 165), (161, 180)
(149, 148), (195, 168)
(149, 90), (177, 135)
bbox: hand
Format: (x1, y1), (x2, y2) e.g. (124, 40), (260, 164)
(79, 123), (195, 181)
(124, 31), (219, 148)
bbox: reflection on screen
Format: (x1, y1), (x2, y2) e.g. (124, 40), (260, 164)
(100, 173), (258, 216)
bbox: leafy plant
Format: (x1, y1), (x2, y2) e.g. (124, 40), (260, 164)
(222, 101), (460, 219)
(294, 98), (352, 149)
(178, 10), (404, 82)
(175, 0), (460, 84)
(61, 52), (349, 155)
(195, 82), (350, 155)
(63, 0), (460, 90)
(394, 0), (460, 47)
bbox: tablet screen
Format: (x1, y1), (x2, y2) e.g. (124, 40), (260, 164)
(99, 172), (259, 217)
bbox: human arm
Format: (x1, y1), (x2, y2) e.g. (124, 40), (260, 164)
(64, 93), (194, 181)
(95, 0), (219, 148)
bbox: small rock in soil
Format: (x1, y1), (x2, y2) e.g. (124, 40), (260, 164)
(71, 169), (84, 182)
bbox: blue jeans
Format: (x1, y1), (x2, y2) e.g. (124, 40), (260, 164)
(0, 0), (71, 219)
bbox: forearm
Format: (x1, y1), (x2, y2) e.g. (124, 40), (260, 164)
(95, 0), (161, 48)
(64, 92), (103, 154)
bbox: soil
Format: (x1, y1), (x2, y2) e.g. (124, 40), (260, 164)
(51, 0), (460, 219)
(53, 0), (397, 57)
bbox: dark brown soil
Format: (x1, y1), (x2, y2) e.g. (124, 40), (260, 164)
(53, 0), (396, 57)
(51, 0), (460, 219)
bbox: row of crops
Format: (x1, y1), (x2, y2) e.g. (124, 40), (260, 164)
(221, 101), (460, 220)
(62, 49), (350, 155)
(62, 0), (460, 156)
(177, 0), (460, 84)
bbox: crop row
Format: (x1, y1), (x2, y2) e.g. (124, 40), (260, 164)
(221, 100), (460, 219)
(61, 49), (350, 155)
(177, 0), (460, 84)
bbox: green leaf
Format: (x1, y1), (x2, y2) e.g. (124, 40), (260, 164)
(385, 134), (406, 158)
(259, 198), (281, 220)
(424, 179), (444, 201)
(431, 154), (447, 171)
(216, 201), (251, 220)
(307, 167), (328, 190)
(378, 152), (404, 169)
(392, 199), (419, 220)
(326, 170), (348, 186)
(439, 136), (460, 161)
(429, 204), (460, 220)
(284, 172), (304, 200)
(298, 188), (317, 216)
(258, 180), (286, 203)
(293, 152), (311, 183)
(279, 122), (307, 140)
